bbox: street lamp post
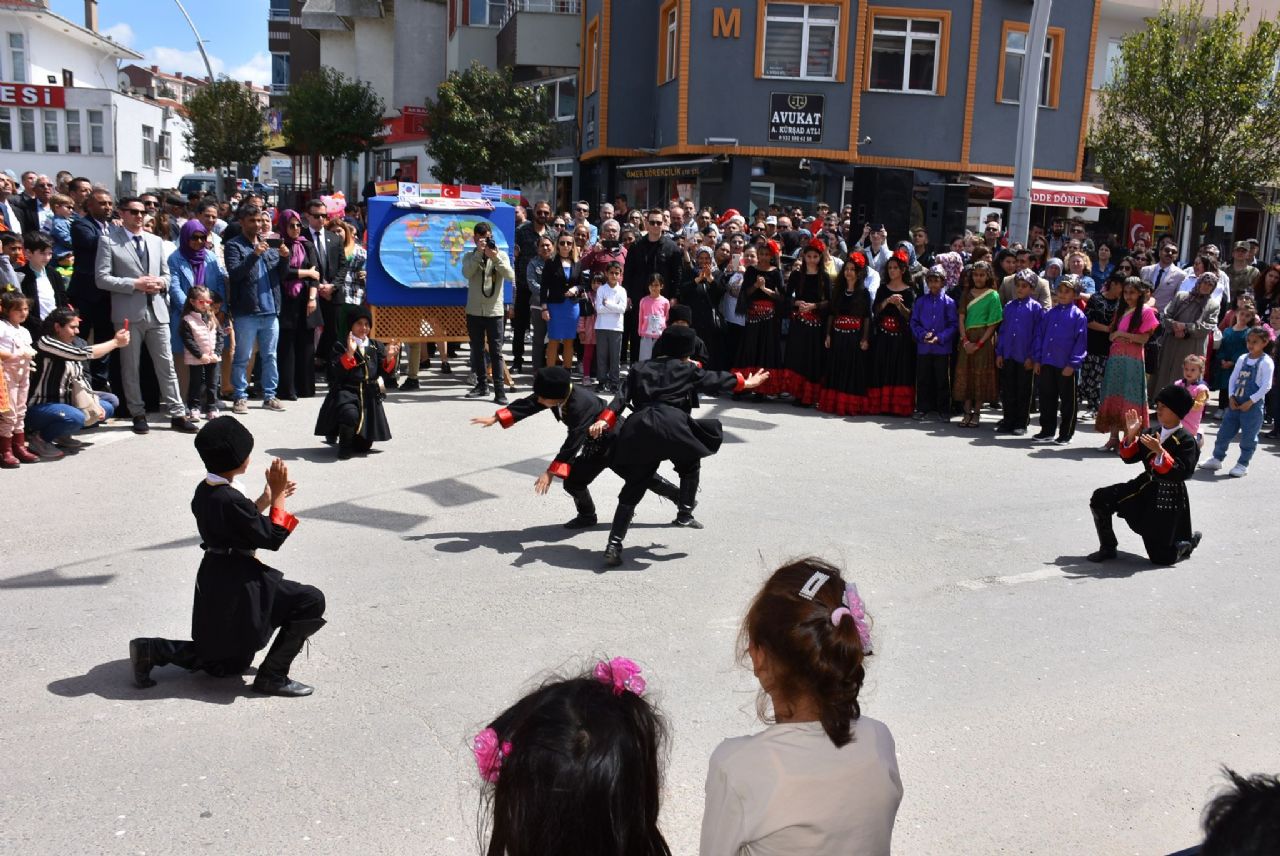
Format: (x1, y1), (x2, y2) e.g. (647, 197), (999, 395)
(1007, 0), (1053, 246)
(171, 0), (216, 83)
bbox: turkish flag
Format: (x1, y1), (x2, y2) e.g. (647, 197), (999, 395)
(441, 185), (460, 198)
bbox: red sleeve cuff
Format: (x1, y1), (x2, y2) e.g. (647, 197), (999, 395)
(1118, 438), (1140, 459)
(1151, 450), (1173, 474)
(339, 353), (358, 370)
(597, 409), (617, 429)
(496, 407), (515, 428)
(269, 507), (299, 533)
(381, 356), (396, 374)
(733, 372), (746, 393)
(548, 461), (571, 479)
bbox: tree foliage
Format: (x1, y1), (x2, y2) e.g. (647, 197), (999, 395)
(282, 68), (386, 186)
(1090, 1), (1280, 241)
(182, 79), (267, 197)
(425, 62), (558, 186)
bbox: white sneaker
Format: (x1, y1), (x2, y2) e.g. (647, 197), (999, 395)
(1201, 457), (1223, 471)
(1229, 464), (1248, 478)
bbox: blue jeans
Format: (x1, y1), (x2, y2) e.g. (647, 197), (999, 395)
(1213, 401), (1265, 466)
(25, 403), (85, 440)
(232, 313), (279, 400)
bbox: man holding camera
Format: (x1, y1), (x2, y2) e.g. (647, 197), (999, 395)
(224, 205), (285, 414)
(462, 221), (515, 404)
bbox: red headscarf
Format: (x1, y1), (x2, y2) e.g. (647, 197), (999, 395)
(763, 239), (781, 260)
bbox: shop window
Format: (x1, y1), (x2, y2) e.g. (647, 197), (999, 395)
(866, 9), (950, 96)
(998, 22), (1064, 108)
(585, 17), (599, 95)
(758, 2), (842, 81)
(658, 0), (678, 85)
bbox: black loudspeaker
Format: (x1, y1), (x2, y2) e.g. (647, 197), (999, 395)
(925, 182), (969, 250)
(850, 167), (914, 244)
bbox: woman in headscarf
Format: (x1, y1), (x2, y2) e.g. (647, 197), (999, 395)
(168, 218), (226, 406)
(895, 239), (925, 290)
(315, 307), (400, 460)
(679, 245), (724, 367)
(1152, 272), (1220, 392)
(276, 209), (322, 400)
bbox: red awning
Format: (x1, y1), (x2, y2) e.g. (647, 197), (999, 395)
(973, 175), (1110, 209)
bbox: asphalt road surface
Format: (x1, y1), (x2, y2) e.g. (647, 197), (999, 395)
(2, 370), (1276, 855)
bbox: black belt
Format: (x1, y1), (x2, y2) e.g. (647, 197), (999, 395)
(204, 546), (257, 558)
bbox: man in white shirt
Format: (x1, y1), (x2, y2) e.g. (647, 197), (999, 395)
(1141, 244), (1186, 312)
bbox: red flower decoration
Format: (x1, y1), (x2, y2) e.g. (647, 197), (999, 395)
(849, 251), (867, 269)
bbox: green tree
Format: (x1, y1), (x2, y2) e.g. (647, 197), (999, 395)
(425, 62), (558, 186)
(1090, 1), (1280, 242)
(182, 79), (267, 198)
(282, 68), (386, 187)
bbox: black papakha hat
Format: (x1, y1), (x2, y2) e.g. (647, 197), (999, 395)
(669, 304), (694, 324)
(533, 366), (572, 399)
(658, 325), (697, 358)
(195, 416), (254, 473)
(1155, 384), (1194, 420)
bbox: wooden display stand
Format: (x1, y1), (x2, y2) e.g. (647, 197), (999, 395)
(370, 305), (513, 386)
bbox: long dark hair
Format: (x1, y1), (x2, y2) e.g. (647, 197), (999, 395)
(741, 558), (869, 748)
(1112, 276), (1151, 333)
(480, 669), (671, 856)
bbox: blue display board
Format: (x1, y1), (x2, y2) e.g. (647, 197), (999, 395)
(365, 197), (515, 307)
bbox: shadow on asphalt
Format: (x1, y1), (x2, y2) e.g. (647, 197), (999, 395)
(265, 445), (385, 463)
(408, 522), (688, 573)
(0, 569), (117, 588)
(47, 659), (259, 705)
(1053, 553), (1165, 580)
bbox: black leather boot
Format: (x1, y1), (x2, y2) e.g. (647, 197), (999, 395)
(647, 474), (679, 504)
(564, 489), (598, 529)
(603, 503), (636, 567)
(252, 618), (327, 697)
(337, 425), (355, 460)
(1087, 509), (1118, 562)
(1175, 531), (1203, 562)
(129, 638), (200, 688)
(672, 472), (703, 529)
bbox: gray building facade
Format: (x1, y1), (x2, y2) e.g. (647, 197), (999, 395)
(577, 0), (1099, 240)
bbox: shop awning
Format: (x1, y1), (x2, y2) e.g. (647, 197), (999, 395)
(618, 158), (715, 180)
(972, 175), (1110, 209)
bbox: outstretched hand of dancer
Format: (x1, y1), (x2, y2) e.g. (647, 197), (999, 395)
(471, 414), (499, 428)
(534, 472), (553, 495)
(1122, 408), (1142, 440)
(588, 419), (609, 439)
(742, 369), (771, 390)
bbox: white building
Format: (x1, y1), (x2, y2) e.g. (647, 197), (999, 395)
(0, 0), (194, 197)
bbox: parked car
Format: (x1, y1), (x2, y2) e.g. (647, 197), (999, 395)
(178, 172), (219, 197)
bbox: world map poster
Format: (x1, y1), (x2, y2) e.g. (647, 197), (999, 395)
(376, 212), (513, 289)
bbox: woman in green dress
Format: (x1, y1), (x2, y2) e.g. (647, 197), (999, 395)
(953, 261), (1003, 427)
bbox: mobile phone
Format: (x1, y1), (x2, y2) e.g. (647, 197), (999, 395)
(266, 237), (283, 249)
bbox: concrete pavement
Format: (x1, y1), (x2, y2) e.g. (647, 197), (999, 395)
(1, 371), (1276, 855)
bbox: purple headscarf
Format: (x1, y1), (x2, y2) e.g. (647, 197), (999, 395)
(279, 209), (309, 298)
(179, 218), (209, 285)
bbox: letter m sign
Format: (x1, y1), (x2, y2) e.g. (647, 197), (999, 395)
(713, 7), (741, 38)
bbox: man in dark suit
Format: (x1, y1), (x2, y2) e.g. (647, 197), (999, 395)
(18, 231), (69, 338)
(69, 188), (117, 391)
(304, 198), (343, 361)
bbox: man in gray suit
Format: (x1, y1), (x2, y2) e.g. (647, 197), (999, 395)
(95, 196), (198, 434)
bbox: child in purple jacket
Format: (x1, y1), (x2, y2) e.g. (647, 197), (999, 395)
(995, 270), (1045, 435)
(1033, 275), (1089, 444)
(909, 265), (958, 421)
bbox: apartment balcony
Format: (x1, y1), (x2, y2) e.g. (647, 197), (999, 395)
(299, 0), (387, 30)
(497, 0), (581, 71)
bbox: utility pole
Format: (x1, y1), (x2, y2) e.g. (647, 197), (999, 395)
(1008, 0), (1053, 246)
(172, 0), (216, 83)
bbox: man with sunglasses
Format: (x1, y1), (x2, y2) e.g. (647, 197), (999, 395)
(94, 197), (197, 434)
(621, 208), (683, 364)
(571, 200), (597, 245)
(1141, 243), (1187, 313)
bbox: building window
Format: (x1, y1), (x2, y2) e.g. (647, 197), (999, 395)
(585, 16), (599, 95)
(159, 131), (172, 169)
(268, 0), (290, 20)
(658, 0), (678, 84)
(759, 2), (841, 81)
(866, 10), (950, 96)
(8, 33), (25, 83)
(1103, 37), (1123, 86)
(88, 109), (105, 154)
(533, 76), (577, 122)
(42, 109), (57, 152)
(66, 109), (81, 154)
(142, 125), (155, 167)
(271, 52), (290, 96)
(0, 108), (11, 151)
(998, 21), (1064, 108)
(468, 0), (504, 26)
(18, 108), (34, 152)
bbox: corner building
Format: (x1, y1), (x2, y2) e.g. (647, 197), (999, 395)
(578, 0), (1099, 241)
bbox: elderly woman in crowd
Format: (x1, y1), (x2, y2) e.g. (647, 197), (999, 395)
(1153, 272), (1221, 391)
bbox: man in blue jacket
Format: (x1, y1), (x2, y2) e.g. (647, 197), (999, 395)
(224, 205), (284, 415)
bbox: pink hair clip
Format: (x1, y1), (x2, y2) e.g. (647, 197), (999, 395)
(593, 657), (647, 697)
(830, 583), (873, 653)
(472, 727), (512, 783)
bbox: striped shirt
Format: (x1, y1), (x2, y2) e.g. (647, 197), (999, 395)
(29, 334), (93, 406)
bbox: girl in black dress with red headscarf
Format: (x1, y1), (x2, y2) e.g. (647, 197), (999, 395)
(780, 238), (832, 407)
(732, 239), (786, 399)
(867, 249), (917, 416)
